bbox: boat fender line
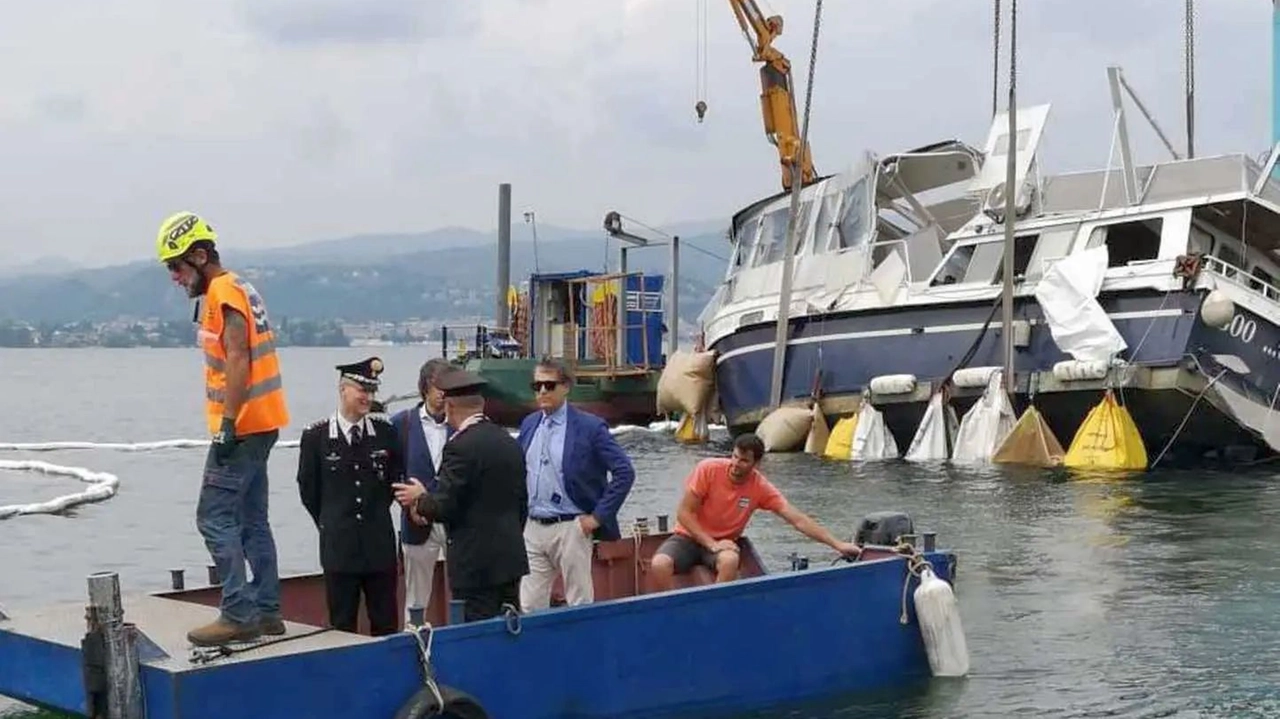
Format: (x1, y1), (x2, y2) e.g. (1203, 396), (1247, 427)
(891, 542), (970, 677)
(950, 366), (1002, 389)
(187, 627), (333, 666)
(501, 603), (522, 636)
(1051, 359), (1110, 383)
(869, 374), (917, 396)
(401, 623), (491, 719)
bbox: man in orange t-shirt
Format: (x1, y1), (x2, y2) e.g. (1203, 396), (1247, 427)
(649, 433), (863, 590)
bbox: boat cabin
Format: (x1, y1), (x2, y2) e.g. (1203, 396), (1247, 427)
(518, 269), (668, 375)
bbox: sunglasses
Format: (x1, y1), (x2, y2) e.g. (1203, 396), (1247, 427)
(530, 380), (562, 392)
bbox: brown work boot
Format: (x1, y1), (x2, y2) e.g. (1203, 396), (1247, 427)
(187, 617), (261, 646)
(258, 615), (287, 636)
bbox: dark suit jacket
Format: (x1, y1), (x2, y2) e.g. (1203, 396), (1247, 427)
(296, 416), (404, 574)
(413, 418), (529, 591)
(516, 404), (636, 541)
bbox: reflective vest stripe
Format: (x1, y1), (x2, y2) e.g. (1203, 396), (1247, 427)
(204, 339), (278, 372)
(206, 375), (284, 404)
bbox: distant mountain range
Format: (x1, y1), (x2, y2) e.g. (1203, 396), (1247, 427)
(0, 220), (732, 326)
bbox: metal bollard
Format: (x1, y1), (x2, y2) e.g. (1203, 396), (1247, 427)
(632, 516), (650, 537)
(407, 607), (425, 628)
(922, 531), (937, 552)
(169, 569), (185, 591)
(901, 533), (918, 548)
(206, 564), (220, 586)
(86, 572), (144, 719)
(448, 599), (466, 625)
(657, 515), (669, 532)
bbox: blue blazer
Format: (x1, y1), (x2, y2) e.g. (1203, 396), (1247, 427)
(390, 404), (450, 546)
(516, 404), (636, 541)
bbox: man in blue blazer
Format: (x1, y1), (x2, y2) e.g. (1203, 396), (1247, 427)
(516, 356), (636, 611)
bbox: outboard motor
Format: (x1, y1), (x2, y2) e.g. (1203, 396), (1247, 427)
(854, 511), (914, 547)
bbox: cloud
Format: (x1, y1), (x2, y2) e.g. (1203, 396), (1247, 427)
(0, 0), (1272, 271)
(243, 0), (480, 46)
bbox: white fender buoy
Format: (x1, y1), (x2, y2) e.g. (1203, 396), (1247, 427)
(1200, 289), (1234, 329)
(912, 565), (970, 677)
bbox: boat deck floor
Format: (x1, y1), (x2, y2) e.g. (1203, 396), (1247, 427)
(3, 593), (364, 672)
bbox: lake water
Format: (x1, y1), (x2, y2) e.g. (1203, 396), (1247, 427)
(2, 347), (1279, 718)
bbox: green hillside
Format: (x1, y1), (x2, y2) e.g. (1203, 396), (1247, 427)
(0, 228), (730, 326)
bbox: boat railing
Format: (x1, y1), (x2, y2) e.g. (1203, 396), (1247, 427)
(1201, 254), (1280, 306)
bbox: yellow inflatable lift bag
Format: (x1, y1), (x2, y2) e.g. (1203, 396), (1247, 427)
(823, 414), (859, 460)
(1063, 389), (1148, 471)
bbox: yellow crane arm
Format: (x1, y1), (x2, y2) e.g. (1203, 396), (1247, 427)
(726, 0), (816, 191)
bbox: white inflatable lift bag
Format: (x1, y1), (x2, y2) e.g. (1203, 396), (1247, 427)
(951, 370), (1017, 464)
(905, 393), (958, 462)
(1033, 244), (1127, 363)
(849, 403), (899, 460)
(914, 565), (970, 677)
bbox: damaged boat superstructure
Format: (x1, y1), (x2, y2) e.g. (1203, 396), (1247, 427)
(698, 69), (1280, 465)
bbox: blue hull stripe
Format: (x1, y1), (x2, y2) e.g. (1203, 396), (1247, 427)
(710, 290), (1204, 424)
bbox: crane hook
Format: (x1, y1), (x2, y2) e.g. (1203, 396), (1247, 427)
(695, 100), (707, 123)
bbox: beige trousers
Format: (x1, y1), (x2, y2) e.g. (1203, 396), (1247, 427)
(519, 518), (595, 612)
(402, 524), (446, 622)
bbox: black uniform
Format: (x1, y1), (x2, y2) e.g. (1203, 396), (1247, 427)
(297, 357), (403, 636)
(411, 369), (529, 622)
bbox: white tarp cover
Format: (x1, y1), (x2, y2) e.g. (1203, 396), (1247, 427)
(905, 393), (959, 462)
(952, 370), (1017, 464)
(850, 403), (900, 460)
(1033, 245), (1127, 363)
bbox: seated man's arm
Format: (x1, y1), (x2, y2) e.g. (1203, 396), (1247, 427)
(675, 489), (723, 551)
(769, 492), (861, 557)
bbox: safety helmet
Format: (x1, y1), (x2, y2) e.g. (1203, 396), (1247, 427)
(156, 211), (217, 264)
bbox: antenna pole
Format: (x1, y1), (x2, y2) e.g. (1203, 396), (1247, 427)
(1000, 0), (1017, 394)
(1184, 0), (1195, 158)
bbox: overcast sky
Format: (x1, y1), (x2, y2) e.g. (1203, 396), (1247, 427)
(0, 0), (1270, 269)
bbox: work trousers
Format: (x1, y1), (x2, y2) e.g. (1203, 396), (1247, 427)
(519, 518), (595, 612)
(454, 580), (521, 622)
(325, 568), (398, 636)
(195, 431), (281, 626)
(402, 524), (447, 623)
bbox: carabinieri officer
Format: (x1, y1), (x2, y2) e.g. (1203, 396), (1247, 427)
(297, 356), (404, 636)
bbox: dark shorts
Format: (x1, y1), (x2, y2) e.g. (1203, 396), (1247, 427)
(655, 533), (739, 574)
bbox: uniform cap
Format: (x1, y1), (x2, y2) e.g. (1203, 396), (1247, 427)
(435, 368), (487, 398)
(336, 357), (384, 389)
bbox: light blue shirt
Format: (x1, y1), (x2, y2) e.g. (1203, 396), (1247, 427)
(525, 402), (582, 518)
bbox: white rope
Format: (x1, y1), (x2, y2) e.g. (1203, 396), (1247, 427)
(0, 460), (120, 520)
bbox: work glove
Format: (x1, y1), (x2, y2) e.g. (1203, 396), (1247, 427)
(211, 417), (237, 464)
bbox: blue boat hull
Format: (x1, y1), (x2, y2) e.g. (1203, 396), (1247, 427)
(709, 288), (1280, 460)
(0, 551), (959, 719)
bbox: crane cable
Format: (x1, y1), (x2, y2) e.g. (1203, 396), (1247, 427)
(992, 0), (1001, 119)
(695, 0), (708, 122)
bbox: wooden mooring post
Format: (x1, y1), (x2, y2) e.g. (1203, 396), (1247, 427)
(85, 571), (145, 719)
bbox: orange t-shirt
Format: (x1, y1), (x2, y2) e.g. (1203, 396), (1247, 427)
(673, 458), (787, 542)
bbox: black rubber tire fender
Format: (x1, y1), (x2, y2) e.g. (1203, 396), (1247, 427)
(394, 684), (491, 719)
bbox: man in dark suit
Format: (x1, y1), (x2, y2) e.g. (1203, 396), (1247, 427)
(515, 356), (636, 612)
(392, 368), (529, 622)
(297, 357), (403, 636)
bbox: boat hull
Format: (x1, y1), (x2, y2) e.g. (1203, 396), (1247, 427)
(710, 288), (1280, 460)
(0, 535), (958, 719)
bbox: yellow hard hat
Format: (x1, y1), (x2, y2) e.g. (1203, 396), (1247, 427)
(156, 211), (217, 263)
